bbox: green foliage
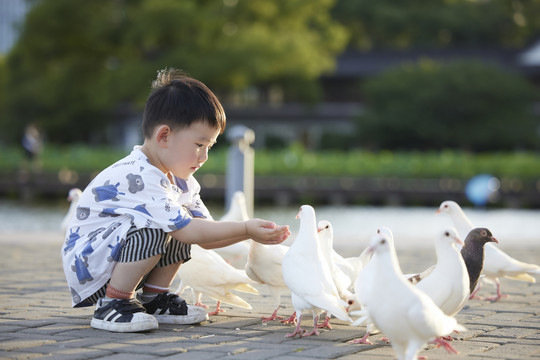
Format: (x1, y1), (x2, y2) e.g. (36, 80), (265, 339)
(2, 145), (540, 181)
(2, 0), (347, 144)
(251, 147), (540, 179)
(333, 0), (540, 49)
(357, 60), (539, 151)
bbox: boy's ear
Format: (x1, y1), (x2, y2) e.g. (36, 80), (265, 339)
(155, 125), (171, 146)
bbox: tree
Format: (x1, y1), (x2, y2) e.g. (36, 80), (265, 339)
(2, 0), (348, 144)
(333, 0), (540, 50)
(357, 60), (539, 151)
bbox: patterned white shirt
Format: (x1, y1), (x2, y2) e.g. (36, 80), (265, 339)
(61, 146), (212, 307)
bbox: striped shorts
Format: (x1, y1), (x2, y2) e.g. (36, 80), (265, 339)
(81, 226), (191, 306)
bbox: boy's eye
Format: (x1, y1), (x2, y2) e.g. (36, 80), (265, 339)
(195, 143), (204, 148)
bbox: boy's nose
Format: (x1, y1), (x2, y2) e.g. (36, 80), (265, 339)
(199, 149), (209, 162)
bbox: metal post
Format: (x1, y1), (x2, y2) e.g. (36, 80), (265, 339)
(225, 125), (255, 218)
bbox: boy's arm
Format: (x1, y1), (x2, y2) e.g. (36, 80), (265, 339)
(169, 217), (290, 248)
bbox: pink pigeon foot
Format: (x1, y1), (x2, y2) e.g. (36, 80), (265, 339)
(194, 301), (209, 309)
(485, 283), (509, 301)
(304, 329), (320, 337)
(316, 315), (332, 329)
(207, 301), (225, 316)
(432, 337), (459, 354)
(281, 312), (297, 325)
(285, 314), (305, 338)
(262, 308), (284, 322)
(469, 283), (484, 300)
(303, 315), (321, 337)
(347, 332), (373, 345)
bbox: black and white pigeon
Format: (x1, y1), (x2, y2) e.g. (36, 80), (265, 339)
(438, 200), (539, 300)
(357, 231), (466, 360)
(460, 227), (499, 297)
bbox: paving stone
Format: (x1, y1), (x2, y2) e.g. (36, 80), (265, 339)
(2, 235), (540, 359)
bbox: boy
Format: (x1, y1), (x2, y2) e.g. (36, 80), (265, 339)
(62, 68), (290, 333)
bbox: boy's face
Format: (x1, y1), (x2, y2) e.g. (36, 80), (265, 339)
(160, 122), (219, 180)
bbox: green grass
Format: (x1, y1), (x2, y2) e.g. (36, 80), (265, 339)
(2, 144), (540, 180)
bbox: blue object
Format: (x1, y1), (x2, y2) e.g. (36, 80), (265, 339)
(465, 174), (500, 206)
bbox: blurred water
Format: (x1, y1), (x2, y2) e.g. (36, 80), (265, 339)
(1, 200), (538, 252)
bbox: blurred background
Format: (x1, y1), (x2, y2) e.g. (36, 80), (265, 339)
(1, 0), (540, 215)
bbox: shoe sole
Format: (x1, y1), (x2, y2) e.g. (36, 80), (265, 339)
(90, 317), (159, 332)
(153, 312), (209, 325)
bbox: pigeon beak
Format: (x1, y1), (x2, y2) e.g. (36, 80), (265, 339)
(490, 236), (499, 244)
(317, 227), (322, 233)
(435, 209), (441, 214)
(455, 237), (463, 246)
(295, 209), (301, 220)
(367, 246), (375, 255)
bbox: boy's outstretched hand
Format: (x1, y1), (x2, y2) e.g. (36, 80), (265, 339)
(246, 218), (290, 245)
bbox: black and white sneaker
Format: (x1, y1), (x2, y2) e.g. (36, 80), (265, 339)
(137, 292), (209, 325)
(90, 298), (158, 332)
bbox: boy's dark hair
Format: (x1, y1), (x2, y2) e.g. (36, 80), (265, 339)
(142, 68), (226, 138)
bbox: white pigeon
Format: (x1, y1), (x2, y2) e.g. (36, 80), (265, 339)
(437, 200), (540, 301)
(60, 188), (82, 231)
(359, 231), (466, 360)
(213, 191), (251, 268)
(317, 220), (359, 328)
(414, 228), (470, 354)
(333, 247), (372, 291)
(281, 205), (352, 338)
(349, 226), (390, 345)
(245, 239), (291, 322)
(416, 228), (470, 317)
(175, 245), (259, 315)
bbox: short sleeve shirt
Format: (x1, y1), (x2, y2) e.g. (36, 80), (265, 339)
(61, 146), (212, 307)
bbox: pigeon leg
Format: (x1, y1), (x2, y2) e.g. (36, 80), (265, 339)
(316, 314), (332, 329)
(485, 280), (509, 302)
(285, 314), (305, 338)
(262, 307), (284, 321)
(432, 337), (459, 354)
(281, 312), (297, 325)
(469, 283), (484, 300)
(207, 301), (225, 316)
(303, 313), (320, 337)
(193, 292), (209, 308)
(347, 331), (373, 345)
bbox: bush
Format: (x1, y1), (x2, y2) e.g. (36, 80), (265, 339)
(357, 60), (539, 151)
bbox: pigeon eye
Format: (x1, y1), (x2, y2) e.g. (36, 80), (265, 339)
(445, 231), (449, 236)
(381, 239), (386, 245)
(348, 300), (354, 305)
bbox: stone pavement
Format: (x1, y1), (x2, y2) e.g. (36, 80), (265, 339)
(1, 232), (540, 360)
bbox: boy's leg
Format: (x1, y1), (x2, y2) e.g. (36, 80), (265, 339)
(109, 254), (163, 293)
(90, 255), (162, 333)
(136, 237), (208, 325)
(143, 261), (181, 289)
(91, 227), (172, 333)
